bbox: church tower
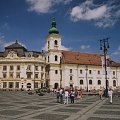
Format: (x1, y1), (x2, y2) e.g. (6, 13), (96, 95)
(45, 18), (62, 89)
(46, 18), (62, 64)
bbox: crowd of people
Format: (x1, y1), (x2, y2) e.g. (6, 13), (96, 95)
(55, 87), (114, 104)
(55, 88), (83, 104)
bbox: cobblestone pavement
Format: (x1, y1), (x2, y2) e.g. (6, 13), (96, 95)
(0, 91), (120, 120)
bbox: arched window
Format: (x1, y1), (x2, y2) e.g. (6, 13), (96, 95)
(27, 83), (31, 88)
(113, 80), (116, 87)
(70, 76), (72, 80)
(55, 55), (58, 61)
(80, 80), (83, 85)
(98, 80), (101, 85)
(89, 80), (92, 85)
(48, 56), (49, 62)
(54, 40), (58, 45)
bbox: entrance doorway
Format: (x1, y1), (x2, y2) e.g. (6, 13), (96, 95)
(54, 83), (59, 89)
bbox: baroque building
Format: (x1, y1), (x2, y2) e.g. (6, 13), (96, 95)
(0, 19), (120, 91)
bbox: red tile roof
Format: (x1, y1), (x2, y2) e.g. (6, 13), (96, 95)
(62, 51), (120, 67)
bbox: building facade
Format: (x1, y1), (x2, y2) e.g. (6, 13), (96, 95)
(0, 19), (120, 91)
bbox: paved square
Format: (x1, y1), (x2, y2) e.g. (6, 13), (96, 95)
(0, 91), (120, 120)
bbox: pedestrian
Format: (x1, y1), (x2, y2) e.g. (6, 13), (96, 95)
(56, 88), (60, 103)
(79, 89), (83, 99)
(99, 88), (103, 100)
(60, 88), (63, 104)
(70, 89), (75, 103)
(64, 89), (69, 104)
(108, 88), (113, 104)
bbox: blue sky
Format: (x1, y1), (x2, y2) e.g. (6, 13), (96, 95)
(0, 0), (120, 62)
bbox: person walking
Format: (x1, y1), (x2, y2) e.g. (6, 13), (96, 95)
(70, 89), (75, 103)
(64, 89), (69, 104)
(60, 88), (63, 104)
(108, 88), (113, 104)
(99, 88), (103, 100)
(56, 88), (60, 103)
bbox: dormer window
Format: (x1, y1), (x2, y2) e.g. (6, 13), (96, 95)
(54, 40), (58, 45)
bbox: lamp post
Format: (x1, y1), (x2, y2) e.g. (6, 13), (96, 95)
(85, 65), (88, 92)
(99, 38), (109, 97)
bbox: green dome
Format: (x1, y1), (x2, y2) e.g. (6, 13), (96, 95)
(49, 19), (59, 34)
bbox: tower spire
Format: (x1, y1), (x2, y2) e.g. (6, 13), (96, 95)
(49, 18), (59, 34)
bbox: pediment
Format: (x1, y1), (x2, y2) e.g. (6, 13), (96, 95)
(6, 51), (18, 58)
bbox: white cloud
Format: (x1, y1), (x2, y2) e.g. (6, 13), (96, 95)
(70, 0), (120, 28)
(80, 45), (91, 50)
(26, 0), (72, 14)
(60, 45), (70, 51)
(111, 51), (120, 55)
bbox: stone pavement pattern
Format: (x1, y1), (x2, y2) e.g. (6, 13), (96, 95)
(0, 91), (120, 120)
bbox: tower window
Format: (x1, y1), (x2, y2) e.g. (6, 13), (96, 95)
(70, 69), (72, 73)
(48, 56), (49, 62)
(55, 70), (58, 74)
(55, 55), (58, 61)
(70, 76), (72, 80)
(54, 40), (58, 45)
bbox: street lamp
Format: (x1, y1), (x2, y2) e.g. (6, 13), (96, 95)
(85, 65), (88, 92)
(99, 38), (110, 97)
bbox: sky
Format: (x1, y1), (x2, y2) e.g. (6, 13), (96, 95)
(0, 0), (120, 62)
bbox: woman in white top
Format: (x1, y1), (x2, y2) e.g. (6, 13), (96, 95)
(64, 89), (69, 104)
(108, 88), (113, 104)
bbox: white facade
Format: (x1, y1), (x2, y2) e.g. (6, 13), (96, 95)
(0, 19), (120, 91)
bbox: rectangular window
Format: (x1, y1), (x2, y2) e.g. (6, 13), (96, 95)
(17, 65), (20, 70)
(55, 70), (58, 74)
(3, 73), (7, 78)
(35, 82), (38, 88)
(3, 66), (7, 71)
(41, 73), (44, 79)
(80, 70), (82, 74)
(113, 71), (115, 75)
(35, 66), (38, 71)
(27, 73), (31, 78)
(16, 73), (20, 78)
(10, 66), (13, 71)
(3, 82), (7, 88)
(89, 70), (92, 74)
(70, 69), (72, 73)
(41, 66), (44, 71)
(27, 65), (31, 70)
(10, 73), (13, 78)
(15, 82), (19, 88)
(98, 70), (100, 74)
(9, 82), (14, 88)
(35, 74), (38, 78)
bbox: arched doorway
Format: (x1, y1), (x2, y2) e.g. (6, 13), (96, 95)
(54, 83), (59, 89)
(27, 83), (31, 89)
